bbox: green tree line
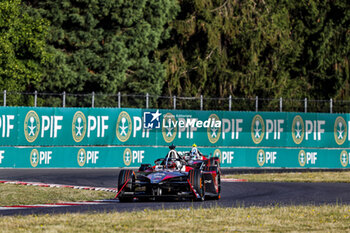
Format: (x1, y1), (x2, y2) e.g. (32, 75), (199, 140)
(1, 0), (349, 109)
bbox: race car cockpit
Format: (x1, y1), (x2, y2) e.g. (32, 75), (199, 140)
(165, 149), (181, 168)
(154, 144), (186, 171)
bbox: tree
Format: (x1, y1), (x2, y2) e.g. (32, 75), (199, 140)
(26, 0), (179, 107)
(159, 0), (350, 111)
(288, 1), (350, 99)
(0, 0), (51, 105)
(160, 1), (306, 97)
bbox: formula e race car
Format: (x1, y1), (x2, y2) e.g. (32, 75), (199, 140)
(116, 145), (221, 202)
(182, 144), (220, 170)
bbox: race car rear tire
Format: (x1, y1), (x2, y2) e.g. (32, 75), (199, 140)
(188, 169), (205, 201)
(211, 166), (221, 199)
(118, 169), (135, 202)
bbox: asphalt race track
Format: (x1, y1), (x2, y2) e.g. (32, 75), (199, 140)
(1, 169), (350, 216)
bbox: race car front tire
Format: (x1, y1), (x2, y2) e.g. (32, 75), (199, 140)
(118, 169), (135, 202)
(189, 169), (205, 201)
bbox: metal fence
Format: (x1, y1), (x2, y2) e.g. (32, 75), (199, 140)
(2, 90), (350, 113)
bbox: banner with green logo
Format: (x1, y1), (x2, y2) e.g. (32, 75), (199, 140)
(0, 146), (349, 169)
(1, 106), (350, 148)
(0, 106), (350, 168)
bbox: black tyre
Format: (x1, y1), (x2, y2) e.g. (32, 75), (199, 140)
(210, 166), (221, 199)
(203, 166), (221, 200)
(188, 169), (205, 201)
(118, 169), (135, 202)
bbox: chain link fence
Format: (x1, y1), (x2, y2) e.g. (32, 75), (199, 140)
(1, 90), (350, 113)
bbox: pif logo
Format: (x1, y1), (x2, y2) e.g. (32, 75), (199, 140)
(77, 149), (99, 166)
(123, 148), (132, 166)
(30, 149), (52, 167)
(292, 115), (304, 144)
(77, 148), (86, 167)
(257, 149), (265, 166)
(212, 149), (222, 162)
(116, 111), (132, 142)
(340, 150), (348, 167)
(30, 149), (39, 167)
(298, 150), (306, 167)
(251, 115), (265, 144)
(207, 114), (221, 144)
(122, 148), (144, 166)
(334, 117), (347, 145)
(162, 113), (177, 143)
(24, 111), (40, 143)
(72, 111), (87, 143)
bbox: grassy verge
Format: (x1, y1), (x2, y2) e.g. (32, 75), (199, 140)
(1, 205), (350, 232)
(224, 171), (350, 183)
(0, 184), (115, 206)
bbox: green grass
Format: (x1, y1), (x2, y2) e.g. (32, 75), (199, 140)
(1, 205), (350, 232)
(0, 183), (115, 206)
(224, 171), (350, 183)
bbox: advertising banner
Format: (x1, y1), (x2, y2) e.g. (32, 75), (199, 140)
(0, 106), (350, 168)
(0, 107), (350, 148)
(0, 146), (349, 169)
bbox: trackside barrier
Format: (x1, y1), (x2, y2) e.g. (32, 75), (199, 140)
(0, 146), (349, 169)
(0, 107), (349, 168)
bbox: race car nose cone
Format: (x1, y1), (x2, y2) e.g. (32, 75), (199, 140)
(147, 172), (167, 184)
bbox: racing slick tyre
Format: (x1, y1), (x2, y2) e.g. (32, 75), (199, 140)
(204, 166), (221, 200)
(188, 169), (205, 201)
(118, 169), (135, 202)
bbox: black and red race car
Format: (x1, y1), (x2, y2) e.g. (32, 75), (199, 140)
(182, 144), (220, 169)
(115, 145), (220, 202)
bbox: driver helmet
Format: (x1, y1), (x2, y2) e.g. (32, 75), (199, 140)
(166, 150), (181, 170)
(191, 144), (199, 158)
(166, 160), (177, 169)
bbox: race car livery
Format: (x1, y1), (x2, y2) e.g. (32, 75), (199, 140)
(115, 145), (221, 202)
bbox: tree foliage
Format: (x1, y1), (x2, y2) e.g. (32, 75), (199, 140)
(159, 0), (350, 103)
(0, 0), (50, 104)
(25, 0), (179, 106)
